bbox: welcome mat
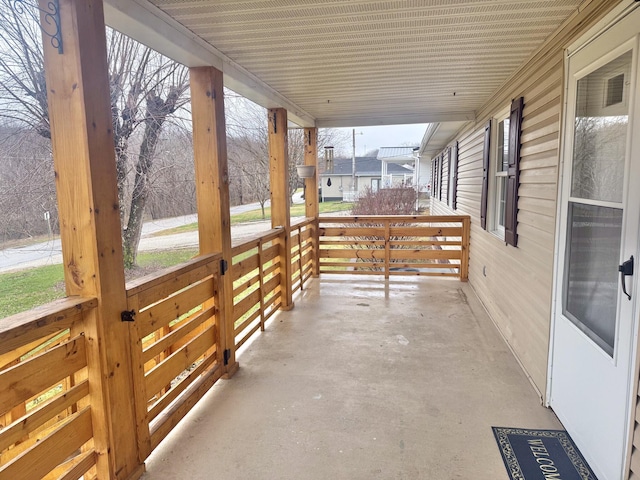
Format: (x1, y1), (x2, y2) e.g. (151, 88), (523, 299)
(492, 427), (598, 480)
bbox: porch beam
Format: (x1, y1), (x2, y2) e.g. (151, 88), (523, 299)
(190, 67), (238, 377)
(268, 108), (294, 310)
(40, 0), (141, 478)
(303, 127), (320, 277)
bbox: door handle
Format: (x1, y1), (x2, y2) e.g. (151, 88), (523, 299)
(619, 255), (634, 301)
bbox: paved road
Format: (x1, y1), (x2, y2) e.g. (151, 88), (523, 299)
(0, 196), (304, 274)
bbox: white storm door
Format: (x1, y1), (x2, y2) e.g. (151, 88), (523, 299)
(551, 13), (640, 480)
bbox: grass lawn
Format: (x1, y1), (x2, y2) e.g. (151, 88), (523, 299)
(0, 249), (199, 319)
(153, 201), (354, 237)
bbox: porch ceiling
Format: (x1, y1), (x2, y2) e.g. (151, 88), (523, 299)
(104, 0), (584, 128)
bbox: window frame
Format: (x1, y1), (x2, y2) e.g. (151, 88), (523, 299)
(488, 106), (511, 239)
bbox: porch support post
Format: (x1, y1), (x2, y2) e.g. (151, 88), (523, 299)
(40, 0), (142, 478)
(304, 127), (320, 277)
(190, 67), (238, 377)
(268, 108), (294, 310)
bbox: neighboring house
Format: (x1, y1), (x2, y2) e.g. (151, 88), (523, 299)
(319, 156), (413, 201)
(426, 4), (640, 478)
(376, 146), (424, 192)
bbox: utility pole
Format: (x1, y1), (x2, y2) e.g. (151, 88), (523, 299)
(352, 129), (363, 196)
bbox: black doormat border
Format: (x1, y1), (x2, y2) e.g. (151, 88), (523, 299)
(492, 427), (598, 480)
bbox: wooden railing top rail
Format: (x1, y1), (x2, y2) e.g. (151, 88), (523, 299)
(126, 253), (221, 298)
(0, 296), (97, 357)
(231, 227), (283, 255)
(291, 217), (315, 229)
(319, 215), (470, 223)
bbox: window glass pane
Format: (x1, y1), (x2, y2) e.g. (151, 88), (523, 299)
(564, 202), (622, 356)
(497, 176), (506, 228)
(497, 118), (509, 172)
(571, 51), (631, 203)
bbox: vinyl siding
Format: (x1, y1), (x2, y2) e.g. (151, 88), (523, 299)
(431, 55), (562, 395)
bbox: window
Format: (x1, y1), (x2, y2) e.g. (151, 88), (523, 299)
(491, 109), (510, 237)
(481, 97), (524, 246)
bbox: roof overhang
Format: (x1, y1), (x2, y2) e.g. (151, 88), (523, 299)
(104, 0), (587, 130)
(419, 121), (470, 158)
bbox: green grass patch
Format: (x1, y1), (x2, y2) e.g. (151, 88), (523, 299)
(136, 249), (199, 269)
(152, 201), (353, 237)
(0, 264), (66, 319)
(0, 249), (200, 319)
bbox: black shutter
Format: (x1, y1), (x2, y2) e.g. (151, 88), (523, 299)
(451, 142), (459, 210)
(438, 153), (443, 201)
(505, 97), (524, 247)
(446, 147), (452, 206)
(480, 120), (491, 230)
(431, 158), (436, 199)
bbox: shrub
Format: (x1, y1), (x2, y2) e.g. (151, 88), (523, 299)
(351, 187), (417, 216)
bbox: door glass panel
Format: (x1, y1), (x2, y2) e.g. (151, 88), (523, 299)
(564, 203), (622, 356)
(571, 51), (631, 203)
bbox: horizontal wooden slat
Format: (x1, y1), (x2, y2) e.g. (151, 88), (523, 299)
(0, 297), (95, 357)
(148, 352), (218, 422)
(145, 326), (215, 398)
(236, 322), (262, 349)
(231, 228), (282, 253)
(233, 290), (261, 322)
(137, 278), (215, 338)
(390, 249), (462, 260)
(55, 450), (96, 480)
(320, 227), (385, 237)
(127, 253), (219, 300)
(0, 380), (89, 453)
(234, 309), (261, 337)
(0, 336), (86, 414)
(319, 239), (385, 246)
(232, 254), (259, 282)
(143, 306), (215, 363)
(320, 249), (385, 259)
(150, 363), (224, 452)
(389, 227), (462, 237)
(0, 407), (92, 480)
(233, 277), (260, 300)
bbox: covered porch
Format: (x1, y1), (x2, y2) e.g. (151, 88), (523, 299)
(1, 1), (636, 479)
(142, 274), (560, 479)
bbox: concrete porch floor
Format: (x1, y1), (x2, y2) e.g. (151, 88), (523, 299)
(142, 275), (562, 480)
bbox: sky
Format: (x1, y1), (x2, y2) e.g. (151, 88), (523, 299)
(331, 124), (429, 157)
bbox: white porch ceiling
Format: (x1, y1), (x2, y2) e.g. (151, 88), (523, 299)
(104, 0), (585, 128)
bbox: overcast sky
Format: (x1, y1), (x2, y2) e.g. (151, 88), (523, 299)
(330, 123), (429, 157)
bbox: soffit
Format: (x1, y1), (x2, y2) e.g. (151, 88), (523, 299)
(111, 0), (585, 127)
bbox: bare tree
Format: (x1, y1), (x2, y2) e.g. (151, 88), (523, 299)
(0, 1), (189, 267)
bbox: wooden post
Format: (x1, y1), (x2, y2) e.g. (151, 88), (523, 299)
(190, 67), (238, 377)
(304, 127), (320, 277)
(268, 108), (294, 310)
(40, 1), (142, 478)
(460, 216), (470, 281)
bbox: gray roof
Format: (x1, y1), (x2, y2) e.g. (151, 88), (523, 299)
(320, 157), (413, 177)
(377, 147), (419, 161)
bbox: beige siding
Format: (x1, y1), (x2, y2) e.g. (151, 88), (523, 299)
(432, 56), (562, 394)
(432, 0), (640, 475)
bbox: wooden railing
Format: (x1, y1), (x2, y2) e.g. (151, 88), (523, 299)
(0, 297), (99, 480)
(290, 218), (315, 295)
(125, 253), (223, 455)
(318, 215), (470, 280)
(0, 214), (470, 479)
(231, 229), (283, 349)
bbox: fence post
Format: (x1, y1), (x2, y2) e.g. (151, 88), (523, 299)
(40, 1), (142, 477)
(190, 67), (238, 377)
(460, 216), (470, 281)
(268, 108), (294, 310)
